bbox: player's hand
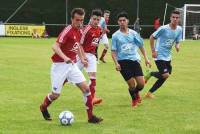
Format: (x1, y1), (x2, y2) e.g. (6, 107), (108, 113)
(115, 63), (121, 71)
(175, 45), (180, 52)
(152, 51), (157, 58)
(65, 58), (73, 64)
(105, 29), (110, 33)
(81, 59), (88, 68)
(145, 59), (151, 68)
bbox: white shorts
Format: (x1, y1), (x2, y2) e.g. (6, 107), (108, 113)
(51, 62), (86, 94)
(99, 34), (109, 48)
(76, 53), (97, 73)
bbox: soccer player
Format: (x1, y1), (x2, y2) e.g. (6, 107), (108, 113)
(99, 10), (110, 63)
(145, 10), (182, 98)
(39, 8), (103, 124)
(111, 11), (151, 108)
(76, 9), (103, 105)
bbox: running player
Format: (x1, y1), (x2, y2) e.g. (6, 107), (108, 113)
(111, 11), (151, 108)
(145, 10), (182, 98)
(39, 8), (103, 123)
(99, 10), (110, 63)
(76, 9), (103, 105)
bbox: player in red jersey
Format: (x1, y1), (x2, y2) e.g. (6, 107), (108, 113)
(99, 10), (110, 63)
(76, 9), (103, 105)
(39, 8), (103, 124)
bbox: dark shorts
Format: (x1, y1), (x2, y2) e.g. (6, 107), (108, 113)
(155, 60), (172, 74)
(118, 60), (144, 81)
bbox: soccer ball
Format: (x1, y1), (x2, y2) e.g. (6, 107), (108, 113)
(59, 111), (74, 125)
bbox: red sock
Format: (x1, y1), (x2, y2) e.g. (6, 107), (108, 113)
(41, 95), (52, 109)
(100, 49), (107, 59)
(89, 79), (96, 99)
(83, 92), (93, 120)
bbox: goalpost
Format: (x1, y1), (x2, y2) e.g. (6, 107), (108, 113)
(163, 3), (200, 40)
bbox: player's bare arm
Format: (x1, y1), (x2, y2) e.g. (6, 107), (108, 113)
(175, 43), (180, 52)
(111, 51), (121, 71)
(52, 42), (72, 63)
(150, 35), (157, 58)
(77, 45), (88, 68)
(139, 47), (151, 67)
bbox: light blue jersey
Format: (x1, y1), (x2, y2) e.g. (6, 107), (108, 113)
(153, 24), (182, 61)
(112, 29), (144, 61)
(99, 17), (106, 30)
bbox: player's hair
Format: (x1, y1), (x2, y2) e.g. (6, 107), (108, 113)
(171, 10), (180, 16)
(91, 9), (102, 17)
(104, 10), (110, 14)
(117, 11), (129, 19)
(71, 8), (85, 18)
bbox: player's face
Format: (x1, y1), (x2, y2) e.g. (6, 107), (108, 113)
(104, 13), (110, 20)
(118, 17), (128, 28)
(170, 13), (180, 26)
(71, 13), (84, 28)
(90, 15), (101, 27)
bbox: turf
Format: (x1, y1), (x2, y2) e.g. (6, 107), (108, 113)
(0, 37), (200, 134)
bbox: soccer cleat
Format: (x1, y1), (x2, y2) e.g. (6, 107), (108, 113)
(131, 99), (138, 108)
(92, 97), (103, 105)
(40, 104), (52, 121)
(88, 115), (103, 124)
(99, 57), (106, 63)
(145, 92), (155, 99)
(136, 93), (142, 104)
(144, 70), (152, 83)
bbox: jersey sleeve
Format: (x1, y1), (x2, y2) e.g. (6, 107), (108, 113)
(100, 19), (106, 30)
(111, 34), (117, 51)
(56, 27), (70, 44)
(152, 26), (164, 39)
(80, 26), (90, 45)
(134, 32), (144, 48)
(175, 28), (183, 44)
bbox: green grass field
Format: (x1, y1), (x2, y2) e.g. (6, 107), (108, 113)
(0, 37), (200, 134)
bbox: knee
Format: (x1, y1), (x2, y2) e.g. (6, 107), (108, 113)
(83, 88), (90, 94)
(137, 84), (144, 91)
(162, 73), (170, 79)
(50, 93), (60, 100)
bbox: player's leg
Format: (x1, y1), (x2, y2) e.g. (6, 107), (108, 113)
(133, 61), (145, 103)
(134, 76), (145, 103)
(88, 72), (102, 105)
(126, 78), (139, 107)
(146, 60), (170, 98)
(100, 34), (109, 63)
(118, 60), (138, 107)
(68, 64), (102, 123)
(86, 53), (102, 105)
(40, 63), (69, 120)
(76, 81), (103, 123)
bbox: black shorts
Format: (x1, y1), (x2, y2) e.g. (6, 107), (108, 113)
(118, 60), (143, 81)
(155, 60), (172, 74)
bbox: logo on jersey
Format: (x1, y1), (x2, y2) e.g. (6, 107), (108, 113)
(70, 42), (80, 53)
(121, 43), (134, 54)
(91, 38), (100, 46)
(165, 39), (174, 48)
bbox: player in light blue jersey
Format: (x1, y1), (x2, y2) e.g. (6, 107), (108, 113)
(111, 11), (151, 108)
(145, 10), (182, 98)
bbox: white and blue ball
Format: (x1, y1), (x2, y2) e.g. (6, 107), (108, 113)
(59, 111), (74, 125)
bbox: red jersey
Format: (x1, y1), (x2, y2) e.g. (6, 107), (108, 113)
(51, 25), (81, 62)
(154, 19), (160, 30)
(80, 25), (101, 55)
